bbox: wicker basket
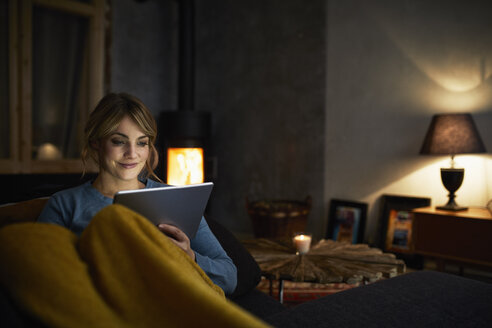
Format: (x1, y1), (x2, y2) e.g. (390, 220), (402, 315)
(246, 196), (312, 238)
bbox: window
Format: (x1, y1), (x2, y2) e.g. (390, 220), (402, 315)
(0, 0), (9, 160)
(0, 0), (104, 173)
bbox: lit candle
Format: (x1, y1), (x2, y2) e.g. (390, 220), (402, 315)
(293, 234), (312, 255)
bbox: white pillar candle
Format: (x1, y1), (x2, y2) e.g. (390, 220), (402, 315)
(293, 234), (312, 254)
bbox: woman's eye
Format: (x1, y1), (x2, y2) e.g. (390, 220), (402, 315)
(111, 139), (125, 145)
(138, 141), (149, 147)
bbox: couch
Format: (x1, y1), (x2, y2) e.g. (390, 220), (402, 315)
(1, 198), (492, 327)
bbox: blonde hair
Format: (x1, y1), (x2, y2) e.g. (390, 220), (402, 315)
(82, 92), (162, 182)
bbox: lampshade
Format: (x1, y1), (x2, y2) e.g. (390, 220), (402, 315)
(420, 113), (486, 156)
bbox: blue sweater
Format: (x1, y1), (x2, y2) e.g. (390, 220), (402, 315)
(37, 179), (237, 295)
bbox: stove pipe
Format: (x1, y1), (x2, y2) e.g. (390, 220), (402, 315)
(159, 0), (211, 183)
(178, 0), (194, 112)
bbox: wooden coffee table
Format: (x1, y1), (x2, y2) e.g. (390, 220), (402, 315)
(242, 238), (405, 303)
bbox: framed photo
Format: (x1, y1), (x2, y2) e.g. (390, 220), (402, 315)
(326, 199), (367, 244)
(378, 195), (431, 267)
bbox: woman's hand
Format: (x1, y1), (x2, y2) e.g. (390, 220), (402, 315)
(157, 224), (196, 261)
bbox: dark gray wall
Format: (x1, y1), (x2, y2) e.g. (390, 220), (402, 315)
(194, 0), (326, 236)
(111, 0), (492, 241)
(111, 0), (177, 112)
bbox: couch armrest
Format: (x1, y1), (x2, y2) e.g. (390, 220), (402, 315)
(204, 216), (262, 299)
(0, 198), (48, 228)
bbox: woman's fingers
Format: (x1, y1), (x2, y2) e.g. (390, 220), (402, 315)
(157, 224), (195, 261)
(158, 224), (182, 240)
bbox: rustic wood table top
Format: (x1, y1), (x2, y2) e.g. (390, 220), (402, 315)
(242, 238), (406, 284)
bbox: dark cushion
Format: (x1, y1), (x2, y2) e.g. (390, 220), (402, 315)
(205, 216), (262, 299)
(265, 271), (492, 328)
(231, 288), (286, 319)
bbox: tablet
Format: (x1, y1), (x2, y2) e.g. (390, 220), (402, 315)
(113, 182), (213, 239)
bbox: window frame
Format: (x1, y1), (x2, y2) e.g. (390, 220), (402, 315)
(0, 0), (104, 174)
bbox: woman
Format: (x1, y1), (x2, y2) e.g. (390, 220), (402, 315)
(38, 92), (237, 295)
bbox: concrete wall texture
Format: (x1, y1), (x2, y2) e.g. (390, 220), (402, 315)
(111, 0), (492, 242)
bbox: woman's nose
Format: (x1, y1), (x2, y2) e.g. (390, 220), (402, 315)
(124, 143), (137, 158)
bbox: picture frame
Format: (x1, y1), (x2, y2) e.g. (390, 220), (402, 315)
(326, 199), (367, 244)
(378, 195), (431, 268)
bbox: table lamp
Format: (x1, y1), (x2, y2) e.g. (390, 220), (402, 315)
(420, 113), (486, 211)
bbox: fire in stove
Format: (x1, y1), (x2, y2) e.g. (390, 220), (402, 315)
(167, 147), (204, 185)
(159, 110), (210, 186)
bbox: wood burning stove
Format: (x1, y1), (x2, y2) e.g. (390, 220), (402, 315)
(159, 111), (210, 185)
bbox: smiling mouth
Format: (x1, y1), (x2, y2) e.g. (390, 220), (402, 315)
(119, 163), (138, 169)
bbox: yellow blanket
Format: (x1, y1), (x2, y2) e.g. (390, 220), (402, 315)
(0, 204), (269, 328)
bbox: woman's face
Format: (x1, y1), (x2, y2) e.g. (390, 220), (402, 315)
(97, 115), (150, 183)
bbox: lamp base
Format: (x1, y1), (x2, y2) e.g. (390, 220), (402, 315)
(436, 204), (467, 211)
(438, 168), (467, 211)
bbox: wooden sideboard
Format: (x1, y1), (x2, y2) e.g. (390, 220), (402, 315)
(412, 206), (492, 270)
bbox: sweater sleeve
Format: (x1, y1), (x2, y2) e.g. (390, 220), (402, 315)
(37, 194), (70, 227)
(191, 218), (238, 295)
